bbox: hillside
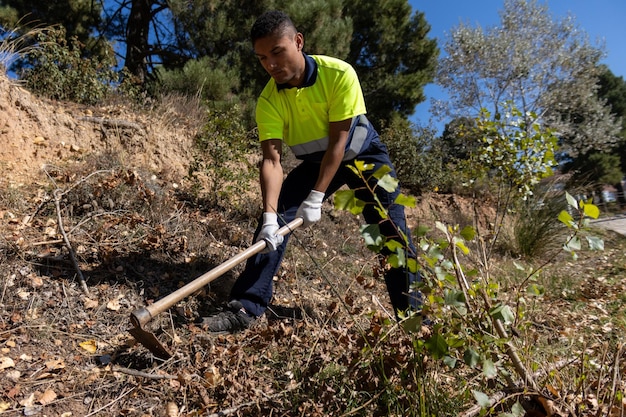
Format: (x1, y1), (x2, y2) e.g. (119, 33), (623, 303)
(0, 75), (200, 185)
(1, 73), (625, 416)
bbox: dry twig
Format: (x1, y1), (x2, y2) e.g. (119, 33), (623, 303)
(111, 366), (177, 380)
(53, 188), (89, 295)
(83, 386), (136, 417)
(42, 168), (114, 295)
(607, 343), (624, 417)
(205, 391), (287, 417)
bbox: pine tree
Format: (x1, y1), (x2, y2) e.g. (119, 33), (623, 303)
(345, 0), (438, 125)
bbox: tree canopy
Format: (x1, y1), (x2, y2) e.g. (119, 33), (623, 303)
(345, 0), (438, 124)
(0, 0), (101, 45)
(0, 0), (438, 128)
(436, 0), (621, 161)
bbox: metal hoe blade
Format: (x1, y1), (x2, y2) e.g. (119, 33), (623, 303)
(128, 326), (172, 359)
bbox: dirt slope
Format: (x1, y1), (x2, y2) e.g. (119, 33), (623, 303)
(0, 74), (195, 188)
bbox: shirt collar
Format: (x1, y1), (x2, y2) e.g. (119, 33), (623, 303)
(276, 53), (318, 91)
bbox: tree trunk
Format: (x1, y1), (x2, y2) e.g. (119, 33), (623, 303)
(125, 0), (152, 83)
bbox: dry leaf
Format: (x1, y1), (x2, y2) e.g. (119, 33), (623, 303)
(7, 385), (20, 399)
(586, 394), (599, 409)
(546, 384), (560, 398)
(203, 366), (223, 387)
(168, 379), (181, 390)
(79, 340), (98, 354)
(0, 357), (15, 370)
(106, 299), (121, 311)
(9, 312), (22, 324)
(29, 275), (44, 288)
(0, 401), (11, 412)
(45, 359), (65, 370)
(38, 389), (57, 405)
(24, 405), (40, 416)
(6, 370), (21, 382)
(165, 402), (178, 417)
(537, 396), (566, 417)
(83, 298), (99, 309)
(19, 392), (35, 407)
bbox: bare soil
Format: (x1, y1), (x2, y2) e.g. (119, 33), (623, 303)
(1, 73), (625, 416)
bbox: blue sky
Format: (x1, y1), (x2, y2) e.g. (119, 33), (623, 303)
(408, 0), (626, 129)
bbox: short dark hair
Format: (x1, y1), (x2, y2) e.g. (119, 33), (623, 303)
(250, 10), (297, 44)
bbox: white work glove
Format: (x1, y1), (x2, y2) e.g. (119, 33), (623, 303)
(296, 190), (325, 228)
(257, 212), (283, 253)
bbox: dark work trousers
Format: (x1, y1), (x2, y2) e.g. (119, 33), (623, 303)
(230, 137), (420, 317)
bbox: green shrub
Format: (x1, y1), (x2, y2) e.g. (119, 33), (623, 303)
(22, 26), (118, 104)
(187, 106), (258, 212)
(380, 117), (448, 194)
(155, 56), (240, 108)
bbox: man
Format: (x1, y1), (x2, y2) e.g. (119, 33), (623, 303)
(203, 10), (419, 332)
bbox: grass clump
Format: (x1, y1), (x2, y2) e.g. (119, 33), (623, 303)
(512, 185), (569, 258)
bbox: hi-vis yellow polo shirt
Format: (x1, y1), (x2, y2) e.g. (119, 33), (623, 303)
(256, 54), (375, 162)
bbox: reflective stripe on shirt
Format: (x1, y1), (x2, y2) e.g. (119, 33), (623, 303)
(289, 114), (372, 161)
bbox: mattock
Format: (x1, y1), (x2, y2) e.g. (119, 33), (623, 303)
(128, 217), (303, 359)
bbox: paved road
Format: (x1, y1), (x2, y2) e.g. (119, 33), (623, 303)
(592, 214), (626, 236)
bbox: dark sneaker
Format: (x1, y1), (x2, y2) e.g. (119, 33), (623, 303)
(201, 300), (255, 333)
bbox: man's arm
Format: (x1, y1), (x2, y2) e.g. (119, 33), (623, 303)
(313, 118), (352, 193)
(260, 139), (283, 213)
(295, 118), (352, 228)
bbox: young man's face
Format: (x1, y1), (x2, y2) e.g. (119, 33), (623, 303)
(254, 29), (305, 87)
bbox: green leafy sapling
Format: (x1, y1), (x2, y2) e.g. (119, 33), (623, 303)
(334, 160), (418, 274)
(335, 158), (607, 414)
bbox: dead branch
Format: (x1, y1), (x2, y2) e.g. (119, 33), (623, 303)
(111, 366), (176, 380)
(53, 188), (89, 296)
(51, 168), (115, 197)
(29, 239), (64, 246)
(41, 168), (114, 296)
(78, 116), (144, 132)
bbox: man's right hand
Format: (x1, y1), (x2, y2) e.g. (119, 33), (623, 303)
(257, 212), (284, 253)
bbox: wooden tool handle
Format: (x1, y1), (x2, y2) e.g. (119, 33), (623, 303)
(130, 217), (303, 328)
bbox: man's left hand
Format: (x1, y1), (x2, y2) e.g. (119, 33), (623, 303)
(296, 190), (325, 228)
